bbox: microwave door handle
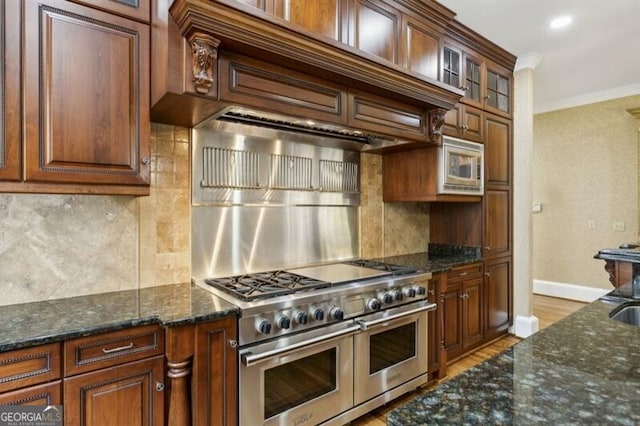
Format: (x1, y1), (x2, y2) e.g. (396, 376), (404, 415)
(356, 302), (437, 331)
(241, 324), (360, 367)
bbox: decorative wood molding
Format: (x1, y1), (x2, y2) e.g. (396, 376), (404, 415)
(428, 108), (447, 144)
(189, 32), (220, 95)
(169, 0), (463, 110)
(603, 260), (616, 287)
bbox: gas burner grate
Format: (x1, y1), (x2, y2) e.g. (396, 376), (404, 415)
(204, 270), (330, 302)
(342, 259), (417, 275)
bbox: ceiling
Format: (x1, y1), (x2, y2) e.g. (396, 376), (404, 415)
(437, 0), (640, 113)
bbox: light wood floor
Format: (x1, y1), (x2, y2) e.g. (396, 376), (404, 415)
(349, 294), (587, 426)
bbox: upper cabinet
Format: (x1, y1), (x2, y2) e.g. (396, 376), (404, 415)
(0, 0), (151, 195)
(272, 0), (348, 42)
(441, 28), (514, 118)
(350, 0), (400, 63)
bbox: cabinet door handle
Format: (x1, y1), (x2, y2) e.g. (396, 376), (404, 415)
(141, 156), (150, 165)
(155, 382), (165, 392)
(102, 342), (134, 354)
(484, 246), (491, 251)
(485, 272), (491, 277)
(428, 289), (435, 296)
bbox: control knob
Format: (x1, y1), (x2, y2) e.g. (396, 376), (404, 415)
(329, 307), (344, 321)
(276, 315), (291, 330)
(366, 298), (381, 311)
(382, 292), (394, 304)
(293, 310), (309, 325)
(311, 307), (325, 321)
(416, 286), (427, 296)
(393, 289), (404, 301)
(404, 287), (417, 298)
(256, 319), (272, 334)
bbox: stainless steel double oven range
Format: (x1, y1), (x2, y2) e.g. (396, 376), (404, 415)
(191, 119), (436, 425)
(196, 261), (434, 425)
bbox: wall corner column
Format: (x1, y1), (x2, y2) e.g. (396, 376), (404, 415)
(513, 53), (542, 338)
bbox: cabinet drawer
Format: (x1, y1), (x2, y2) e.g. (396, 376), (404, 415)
(0, 380), (62, 406)
(447, 263), (483, 282)
(0, 343), (61, 393)
(64, 324), (164, 376)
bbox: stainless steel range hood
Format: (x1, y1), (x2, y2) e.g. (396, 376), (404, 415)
(210, 106), (411, 152)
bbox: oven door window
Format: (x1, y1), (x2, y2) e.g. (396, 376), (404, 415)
(264, 348), (336, 419)
(369, 322), (416, 374)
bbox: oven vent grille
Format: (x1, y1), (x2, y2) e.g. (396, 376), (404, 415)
(200, 147), (260, 189)
(269, 154), (313, 190)
(319, 160), (359, 193)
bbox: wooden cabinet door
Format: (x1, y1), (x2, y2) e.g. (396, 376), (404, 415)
(193, 316), (238, 426)
(461, 50), (485, 109)
(64, 356), (164, 426)
(485, 60), (512, 118)
(483, 188), (510, 258)
(485, 113), (511, 187)
(461, 276), (483, 350)
(484, 257), (512, 339)
(23, 0), (150, 187)
(350, 0), (400, 63)
(441, 282), (462, 360)
(0, 381), (62, 406)
(442, 104), (484, 143)
(272, 0), (348, 42)
(401, 15), (440, 80)
(0, 0), (21, 181)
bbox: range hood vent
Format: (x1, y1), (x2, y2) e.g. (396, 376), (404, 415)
(214, 107), (406, 151)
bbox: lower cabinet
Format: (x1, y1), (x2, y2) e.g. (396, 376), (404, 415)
(63, 324), (166, 426)
(193, 316), (238, 426)
(440, 258), (513, 365)
(484, 256), (512, 340)
(0, 342), (62, 405)
(427, 274), (444, 379)
(64, 356), (165, 425)
(441, 263), (484, 361)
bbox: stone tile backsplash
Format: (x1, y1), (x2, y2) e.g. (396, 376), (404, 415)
(0, 194), (137, 305)
(0, 128), (429, 305)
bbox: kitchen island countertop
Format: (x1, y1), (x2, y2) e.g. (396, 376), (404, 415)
(387, 299), (640, 425)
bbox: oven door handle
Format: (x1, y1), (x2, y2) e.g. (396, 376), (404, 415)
(356, 302), (437, 330)
(241, 324), (360, 367)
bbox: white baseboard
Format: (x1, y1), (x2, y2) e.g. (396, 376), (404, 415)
(533, 279), (609, 303)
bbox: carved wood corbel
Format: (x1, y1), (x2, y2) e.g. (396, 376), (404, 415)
(189, 32), (220, 95)
(603, 260), (616, 287)
(428, 108), (448, 144)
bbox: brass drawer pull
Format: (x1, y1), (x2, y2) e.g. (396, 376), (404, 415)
(102, 342), (134, 354)
(458, 272), (468, 276)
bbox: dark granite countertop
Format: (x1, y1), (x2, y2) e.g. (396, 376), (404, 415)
(0, 245), (479, 353)
(0, 283), (239, 352)
(388, 299), (640, 425)
(376, 244), (483, 275)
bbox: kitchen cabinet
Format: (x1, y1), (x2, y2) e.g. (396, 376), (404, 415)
(484, 256), (512, 340)
(349, 0), (400, 63)
(441, 41), (512, 118)
(382, 147), (482, 202)
(0, 342), (62, 406)
(272, 0), (348, 42)
(0, 0), (151, 195)
(74, 0), (150, 22)
(483, 112), (512, 259)
(63, 324), (165, 425)
(193, 316), (238, 426)
(442, 103), (484, 143)
(401, 14), (441, 80)
(0, 0), (21, 182)
(441, 263), (484, 361)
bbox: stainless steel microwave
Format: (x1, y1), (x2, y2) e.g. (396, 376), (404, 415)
(437, 136), (484, 195)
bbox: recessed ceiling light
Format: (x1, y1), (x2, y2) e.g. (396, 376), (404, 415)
(550, 15), (572, 29)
